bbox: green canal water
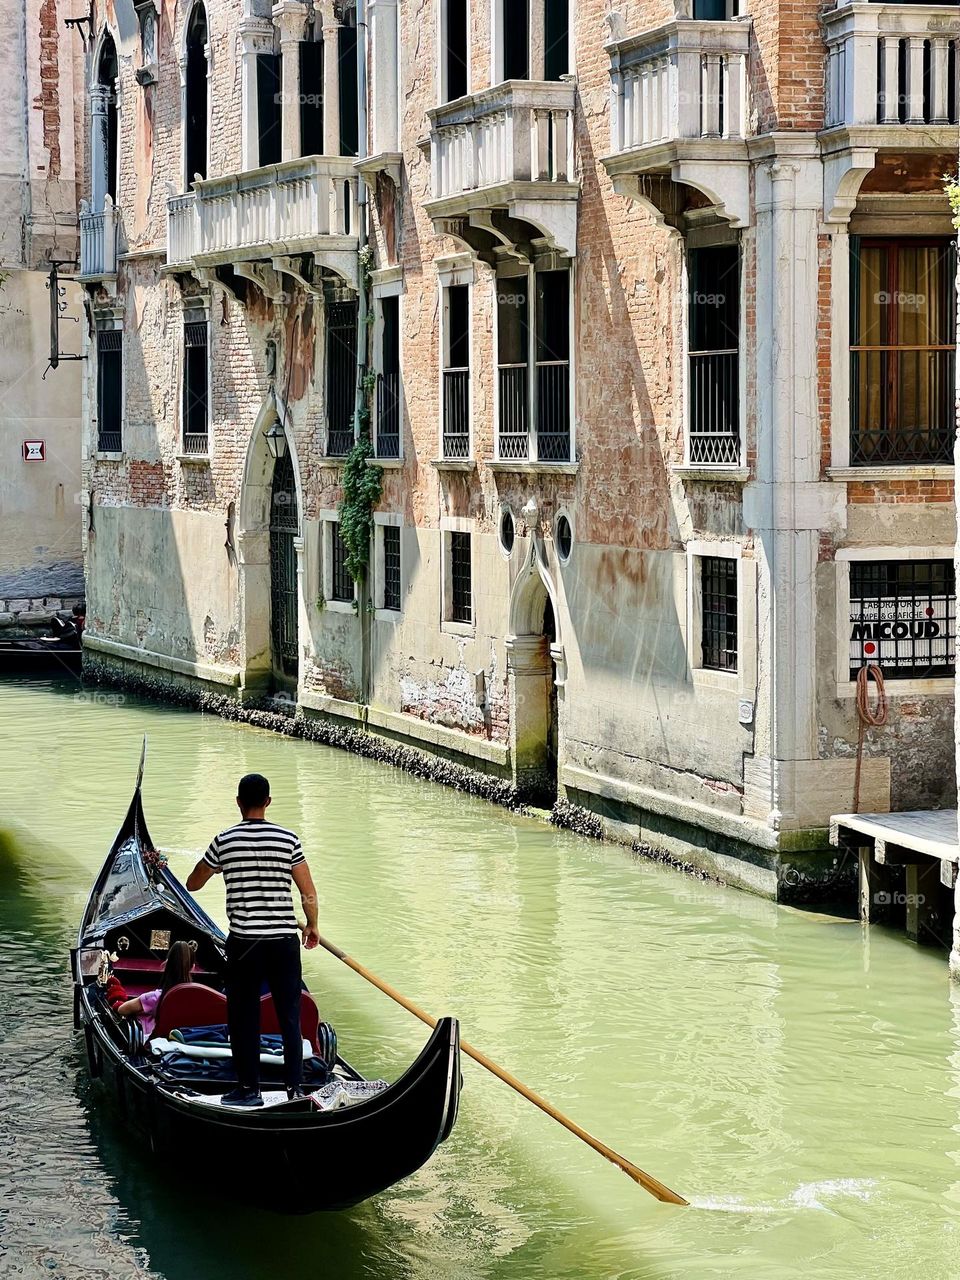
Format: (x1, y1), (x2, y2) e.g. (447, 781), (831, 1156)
(2, 679), (960, 1280)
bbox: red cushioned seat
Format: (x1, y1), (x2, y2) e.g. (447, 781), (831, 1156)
(151, 982), (321, 1051)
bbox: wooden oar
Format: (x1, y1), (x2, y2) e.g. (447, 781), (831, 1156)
(315, 932), (688, 1206)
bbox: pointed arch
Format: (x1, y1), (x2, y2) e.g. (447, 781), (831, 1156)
(183, 2), (210, 183)
(236, 392), (305, 691)
(508, 530), (561, 644)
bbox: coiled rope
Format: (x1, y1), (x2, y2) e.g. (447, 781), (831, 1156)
(854, 663), (887, 814)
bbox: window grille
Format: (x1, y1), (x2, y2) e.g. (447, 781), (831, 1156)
(701, 556), (738, 672)
(850, 239), (956, 466)
(688, 244), (740, 465)
(450, 531), (472, 624)
(183, 318), (209, 452)
(326, 300), (357, 456)
(331, 523), (353, 603)
(382, 525), (401, 611)
(96, 328), (123, 453)
(849, 560), (955, 680)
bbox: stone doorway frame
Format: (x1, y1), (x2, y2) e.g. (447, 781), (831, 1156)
(237, 392), (305, 697)
(506, 500), (566, 802)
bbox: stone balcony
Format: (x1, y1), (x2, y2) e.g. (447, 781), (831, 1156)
(165, 156), (360, 295)
(602, 19), (752, 228)
(78, 197), (119, 283)
(423, 79), (579, 260)
(821, 2), (960, 219)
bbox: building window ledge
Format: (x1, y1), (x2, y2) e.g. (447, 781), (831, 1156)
(672, 464), (749, 483)
(431, 458), (476, 472)
(826, 465), (954, 482)
(177, 452), (210, 464)
(836, 678), (954, 700)
(441, 620), (475, 638)
(366, 457), (404, 470)
(94, 451), (124, 462)
(488, 460), (579, 477)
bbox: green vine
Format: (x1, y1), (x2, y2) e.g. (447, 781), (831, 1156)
(945, 173), (960, 230)
(339, 435), (382, 584)
(337, 242), (382, 586)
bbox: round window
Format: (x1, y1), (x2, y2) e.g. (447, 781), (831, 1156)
(499, 508), (515, 557)
(556, 514), (573, 562)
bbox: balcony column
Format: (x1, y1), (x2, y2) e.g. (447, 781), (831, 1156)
(368, 0), (399, 155)
(322, 17), (342, 156)
(848, 10), (880, 125)
(274, 2), (308, 161)
(904, 36), (926, 124)
(529, 0), (545, 80)
(90, 84), (110, 213)
(929, 38), (951, 125)
(240, 18), (275, 170)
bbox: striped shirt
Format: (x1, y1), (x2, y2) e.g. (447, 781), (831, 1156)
(203, 820), (305, 938)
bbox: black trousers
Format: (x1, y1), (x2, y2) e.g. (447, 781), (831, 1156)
(225, 934), (303, 1091)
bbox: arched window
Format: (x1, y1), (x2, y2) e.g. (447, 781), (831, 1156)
(95, 34), (119, 207)
(185, 3), (208, 181)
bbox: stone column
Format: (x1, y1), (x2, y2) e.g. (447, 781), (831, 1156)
(507, 633), (553, 800)
(90, 84), (110, 213)
(240, 18), (275, 170)
(529, 1), (544, 80)
(744, 148), (836, 833)
(273, 2), (308, 162)
(368, 0), (399, 155)
(322, 19), (342, 156)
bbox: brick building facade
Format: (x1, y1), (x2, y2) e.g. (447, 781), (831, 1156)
(78, 0), (958, 899)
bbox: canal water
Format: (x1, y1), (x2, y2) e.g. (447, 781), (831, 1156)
(1, 678), (959, 1280)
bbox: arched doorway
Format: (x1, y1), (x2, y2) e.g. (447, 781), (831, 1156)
(185, 4), (208, 182)
(507, 540), (563, 805)
(269, 449), (299, 687)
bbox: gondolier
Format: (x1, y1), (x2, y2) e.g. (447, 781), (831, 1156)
(187, 773), (320, 1109)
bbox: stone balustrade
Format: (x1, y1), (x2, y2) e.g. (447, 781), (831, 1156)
(607, 19), (751, 154)
(78, 197), (119, 280)
(823, 2), (959, 129)
(165, 156), (359, 278)
(428, 79), (576, 199)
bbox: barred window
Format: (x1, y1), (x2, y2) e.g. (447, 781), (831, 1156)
(849, 560), (955, 681)
(382, 525), (401, 612)
(688, 244), (740, 466)
(183, 317), (209, 451)
(96, 327), (122, 453)
(450, 531), (472, 624)
(331, 523), (353, 603)
(701, 557), (738, 672)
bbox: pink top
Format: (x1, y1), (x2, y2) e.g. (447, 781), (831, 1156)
(138, 988), (162, 1038)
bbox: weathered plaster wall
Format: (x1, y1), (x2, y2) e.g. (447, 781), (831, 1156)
(0, 0), (83, 601)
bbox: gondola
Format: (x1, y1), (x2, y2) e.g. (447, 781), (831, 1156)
(73, 744), (461, 1213)
(0, 634), (81, 674)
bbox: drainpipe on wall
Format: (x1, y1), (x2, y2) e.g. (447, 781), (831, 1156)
(355, 0), (372, 706)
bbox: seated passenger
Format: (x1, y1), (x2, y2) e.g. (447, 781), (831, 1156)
(117, 940), (195, 1039)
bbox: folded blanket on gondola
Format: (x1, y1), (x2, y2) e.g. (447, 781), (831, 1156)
(169, 1024), (231, 1047)
(309, 1079), (389, 1111)
(154, 1051), (332, 1088)
(150, 1035), (314, 1064)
